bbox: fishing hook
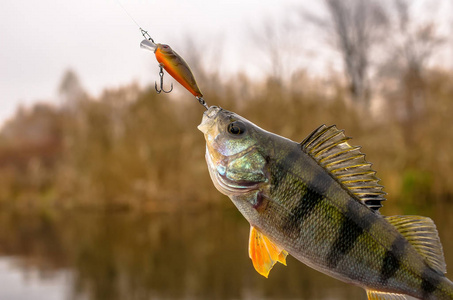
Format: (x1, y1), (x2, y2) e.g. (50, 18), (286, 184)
(155, 64), (173, 94)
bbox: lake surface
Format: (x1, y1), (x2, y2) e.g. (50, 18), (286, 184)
(0, 202), (452, 300)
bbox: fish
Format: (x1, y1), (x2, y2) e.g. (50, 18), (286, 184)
(140, 39), (203, 98)
(198, 106), (453, 300)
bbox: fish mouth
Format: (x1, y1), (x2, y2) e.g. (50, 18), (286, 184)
(198, 106), (222, 134)
(205, 147), (260, 195)
(216, 171), (261, 194)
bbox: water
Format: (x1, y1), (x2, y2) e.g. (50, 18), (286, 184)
(0, 203), (451, 300)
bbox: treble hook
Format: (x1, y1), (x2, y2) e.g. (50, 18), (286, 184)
(155, 64), (173, 94)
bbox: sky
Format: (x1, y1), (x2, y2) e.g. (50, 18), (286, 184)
(1, 0), (452, 125)
(0, 0), (306, 124)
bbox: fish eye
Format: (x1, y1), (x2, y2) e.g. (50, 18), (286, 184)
(227, 121), (246, 136)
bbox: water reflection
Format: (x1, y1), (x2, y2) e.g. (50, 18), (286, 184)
(0, 257), (71, 300)
(0, 203), (451, 300)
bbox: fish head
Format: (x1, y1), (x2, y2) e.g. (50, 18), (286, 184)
(198, 106), (269, 197)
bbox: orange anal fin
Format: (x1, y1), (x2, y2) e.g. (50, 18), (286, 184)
(366, 289), (408, 299)
(278, 249), (288, 266)
(248, 226), (288, 278)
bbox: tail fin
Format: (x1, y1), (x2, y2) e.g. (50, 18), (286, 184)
(437, 277), (453, 299)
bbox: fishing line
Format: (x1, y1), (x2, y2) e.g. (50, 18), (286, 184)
(115, 0), (154, 42)
(116, 0), (140, 29)
(114, 0), (209, 109)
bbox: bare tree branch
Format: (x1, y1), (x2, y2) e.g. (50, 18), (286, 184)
(301, 0), (389, 107)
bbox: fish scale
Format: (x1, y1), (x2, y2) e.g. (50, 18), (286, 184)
(266, 154), (445, 297)
(198, 106), (453, 299)
(272, 174), (445, 298)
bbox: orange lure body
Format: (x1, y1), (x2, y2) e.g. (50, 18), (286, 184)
(154, 44), (203, 98)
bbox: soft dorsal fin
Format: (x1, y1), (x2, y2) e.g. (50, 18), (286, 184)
(248, 226), (288, 278)
(301, 125), (386, 212)
(384, 215), (446, 274)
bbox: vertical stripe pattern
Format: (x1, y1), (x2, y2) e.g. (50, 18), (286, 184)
(277, 149), (329, 239)
(421, 267), (441, 298)
(282, 186), (324, 238)
(326, 201), (372, 269)
(379, 235), (406, 284)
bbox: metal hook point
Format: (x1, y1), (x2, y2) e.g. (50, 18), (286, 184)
(155, 82), (173, 94)
(155, 64), (173, 94)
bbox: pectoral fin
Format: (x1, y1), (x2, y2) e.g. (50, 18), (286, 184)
(248, 226), (288, 278)
(366, 289), (407, 299)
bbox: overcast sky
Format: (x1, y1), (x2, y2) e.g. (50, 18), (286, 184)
(1, 0), (308, 124)
(1, 0), (451, 125)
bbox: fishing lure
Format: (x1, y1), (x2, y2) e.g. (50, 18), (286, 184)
(140, 37), (208, 109)
(116, 1), (208, 109)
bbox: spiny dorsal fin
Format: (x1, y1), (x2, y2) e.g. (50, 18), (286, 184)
(301, 125), (386, 212)
(384, 215), (446, 275)
(366, 289), (408, 300)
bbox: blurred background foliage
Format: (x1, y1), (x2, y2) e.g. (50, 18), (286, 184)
(2, 67), (453, 214)
(3, 2), (453, 298)
(1, 0), (453, 215)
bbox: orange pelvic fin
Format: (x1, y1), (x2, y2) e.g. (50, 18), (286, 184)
(248, 226), (288, 278)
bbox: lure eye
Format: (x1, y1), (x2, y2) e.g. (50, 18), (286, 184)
(159, 44), (172, 53)
(227, 121), (246, 136)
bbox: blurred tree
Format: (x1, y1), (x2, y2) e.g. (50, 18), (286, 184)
(1, 103), (61, 149)
(58, 69), (86, 109)
(379, 0), (444, 164)
(301, 0), (389, 107)
(249, 17), (301, 88)
(1, 0), (453, 208)
(250, 20), (285, 85)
